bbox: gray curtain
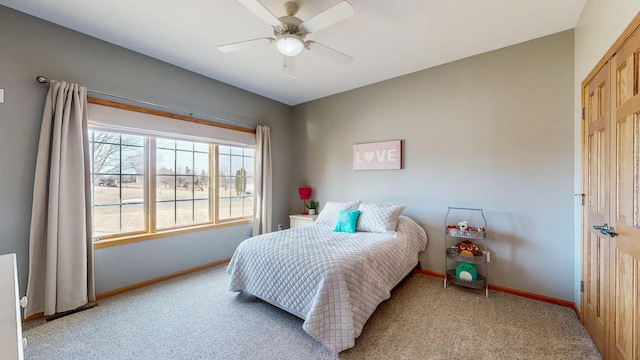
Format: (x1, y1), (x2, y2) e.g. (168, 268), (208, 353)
(252, 125), (272, 236)
(25, 80), (95, 318)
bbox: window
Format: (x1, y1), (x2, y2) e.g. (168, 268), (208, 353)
(218, 145), (254, 220)
(90, 131), (146, 238)
(89, 130), (254, 241)
(156, 138), (211, 229)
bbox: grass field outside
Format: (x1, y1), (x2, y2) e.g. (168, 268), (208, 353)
(92, 182), (253, 238)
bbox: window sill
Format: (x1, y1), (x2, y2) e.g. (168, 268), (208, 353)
(93, 219), (253, 249)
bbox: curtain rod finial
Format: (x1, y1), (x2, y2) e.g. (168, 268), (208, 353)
(36, 76), (49, 84)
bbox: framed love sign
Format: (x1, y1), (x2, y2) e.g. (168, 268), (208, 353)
(353, 140), (402, 170)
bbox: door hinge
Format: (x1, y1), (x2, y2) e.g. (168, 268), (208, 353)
(582, 107), (585, 120)
(580, 280), (584, 292)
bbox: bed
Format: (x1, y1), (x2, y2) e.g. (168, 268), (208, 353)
(227, 205), (428, 353)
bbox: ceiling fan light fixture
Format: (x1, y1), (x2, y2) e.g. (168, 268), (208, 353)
(275, 35), (304, 56)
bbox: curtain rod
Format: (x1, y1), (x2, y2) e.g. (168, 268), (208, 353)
(35, 75), (256, 129)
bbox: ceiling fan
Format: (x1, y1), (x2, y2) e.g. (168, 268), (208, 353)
(218, 0), (355, 77)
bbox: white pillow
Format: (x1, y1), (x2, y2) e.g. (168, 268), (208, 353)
(315, 200), (363, 227)
(356, 203), (406, 233)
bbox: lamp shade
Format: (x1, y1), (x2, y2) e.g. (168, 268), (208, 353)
(276, 35), (305, 57)
(298, 187), (311, 200)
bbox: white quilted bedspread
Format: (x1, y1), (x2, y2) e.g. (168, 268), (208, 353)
(227, 215), (428, 353)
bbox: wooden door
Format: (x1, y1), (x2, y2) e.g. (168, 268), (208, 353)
(583, 60), (611, 358)
(608, 27), (640, 360)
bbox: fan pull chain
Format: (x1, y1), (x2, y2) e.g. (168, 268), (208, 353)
(283, 55), (296, 80)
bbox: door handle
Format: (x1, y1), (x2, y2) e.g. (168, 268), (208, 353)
(593, 223), (616, 238)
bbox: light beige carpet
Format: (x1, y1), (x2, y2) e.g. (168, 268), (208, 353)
(341, 274), (600, 359)
(23, 264), (600, 359)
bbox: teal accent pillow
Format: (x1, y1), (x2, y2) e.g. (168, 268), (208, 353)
(333, 210), (361, 233)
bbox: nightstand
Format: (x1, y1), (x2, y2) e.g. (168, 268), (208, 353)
(289, 214), (318, 229)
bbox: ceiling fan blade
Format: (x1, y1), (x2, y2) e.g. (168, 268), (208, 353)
(301, 1), (354, 33)
(218, 37), (274, 53)
(305, 41), (353, 65)
(237, 0), (281, 27)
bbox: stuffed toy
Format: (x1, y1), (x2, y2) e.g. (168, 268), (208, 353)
(455, 262), (478, 281)
(456, 240), (479, 257)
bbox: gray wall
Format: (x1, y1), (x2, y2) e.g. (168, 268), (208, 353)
(0, 6), (292, 295)
(292, 31), (575, 301)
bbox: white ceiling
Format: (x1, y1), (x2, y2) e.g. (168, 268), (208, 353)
(1, 0), (587, 106)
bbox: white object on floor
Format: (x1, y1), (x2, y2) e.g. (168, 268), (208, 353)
(0, 253), (25, 359)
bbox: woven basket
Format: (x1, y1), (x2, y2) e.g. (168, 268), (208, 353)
(447, 228), (486, 239)
(446, 270), (487, 289)
(446, 247), (487, 264)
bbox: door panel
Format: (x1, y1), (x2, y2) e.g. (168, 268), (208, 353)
(609, 27), (640, 360)
(583, 61), (610, 357)
(611, 250), (637, 359)
(614, 115), (634, 225)
(615, 56), (633, 106)
(586, 232), (607, 318)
